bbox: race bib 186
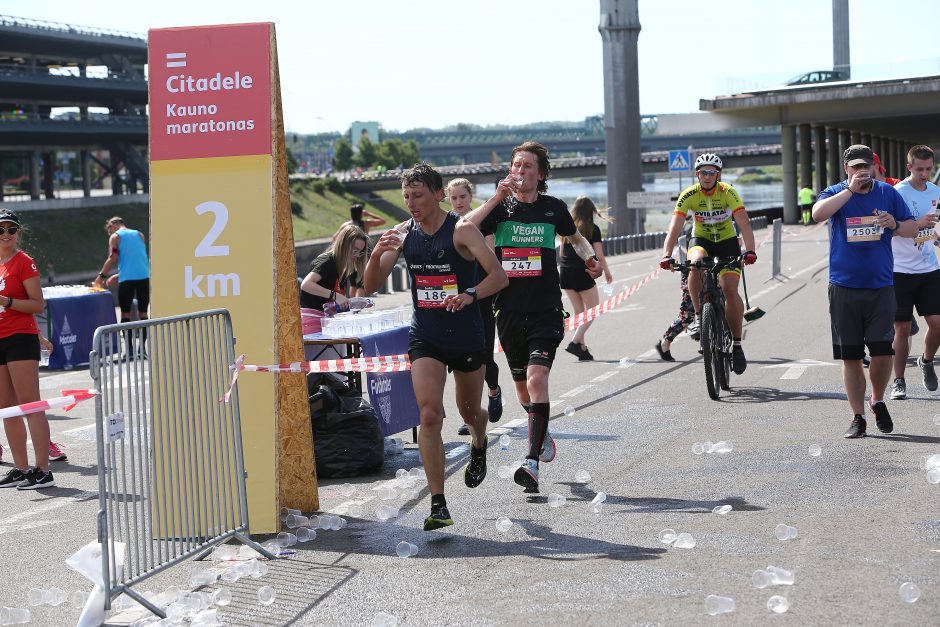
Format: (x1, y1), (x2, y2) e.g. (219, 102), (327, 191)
(501, 248), (542, 277)
(415, 274), (457, 308)
(846, 216), (882, 242)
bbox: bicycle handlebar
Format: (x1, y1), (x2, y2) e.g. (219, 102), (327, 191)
(668, 255), (742, 273)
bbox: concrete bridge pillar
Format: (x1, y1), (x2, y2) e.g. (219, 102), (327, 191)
(29, 149), (41, 200)
(42, 151), (55, 199)
(813, 125), (827, 192)
(861, 133), (872, 147)
(896, 141), (907, 179)
(887, 139), (898, 178)
(850, 131), (861, 146)
(798, 124), (813, 190)
(839, 129), (851, 157)
(826, 127), (841, 186)
(81, 150), (92, 197)
(782, 125), (798, 224)
(871, 136), (882, 161)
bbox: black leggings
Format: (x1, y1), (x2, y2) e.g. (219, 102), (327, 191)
(480, 295), (499, 390)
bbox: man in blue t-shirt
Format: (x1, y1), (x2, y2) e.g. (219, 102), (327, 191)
(813, 144), (916, 439)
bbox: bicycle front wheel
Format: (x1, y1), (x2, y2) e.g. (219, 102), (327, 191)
(701, 302), (720, 400)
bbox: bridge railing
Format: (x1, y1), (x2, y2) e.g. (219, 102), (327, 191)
(600, 215), (768, 258)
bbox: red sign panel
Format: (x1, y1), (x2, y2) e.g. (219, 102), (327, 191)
(149, 23), (272, 161)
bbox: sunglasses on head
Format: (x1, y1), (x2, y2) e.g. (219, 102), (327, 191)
(0, 226), (19, 235)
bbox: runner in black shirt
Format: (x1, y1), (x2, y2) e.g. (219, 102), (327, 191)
(300, 223), (367, 311)
(364, 164), (507, 530)
(467, 142), (601, 493)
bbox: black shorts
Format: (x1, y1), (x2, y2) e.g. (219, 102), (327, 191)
(559, 265), (596, 292)
(118, 278), (151, 317)
(828, 283), (896, 360)
(0, 333), (40, 365)
(689, 237), (742, 258)
(408, 338), (485, 373)
(496, 308), (565, 381)
(893, 270), (940, 321)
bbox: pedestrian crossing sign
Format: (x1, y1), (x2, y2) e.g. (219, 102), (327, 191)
(669, 150), (691, 172)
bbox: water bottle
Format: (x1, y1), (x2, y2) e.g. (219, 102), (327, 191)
(498, 434), (510, 451)
(348, 297), (374, 312)
(39, 349), (49, 367)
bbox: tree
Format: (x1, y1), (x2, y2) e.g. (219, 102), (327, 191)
(333, 138), (354, 171)
(286, 146), (299, 174)
(356, 136), (379, 169)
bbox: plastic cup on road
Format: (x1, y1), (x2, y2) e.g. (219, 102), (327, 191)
(285, 514), (309, 529)
(547, 493), (566, 508)
(496, 517), (513, 532)
(574, 469), (591, 484)
(934, 413), (940, 426)
(210, 588), (232, 607)
(767, 595), (790, 613)
(279, 507), (300, 523)
(673, 532), (696, 549)
(766, 565), (795, 585)
(0, 607), (31, 625)
(190, 608), (220, 627)
(704, 595), (735, 616)
(924, 453), (940, 470)
(775, 524), (797, 541)
(396, 541), (413, 558)
(692, 442), (705, 455)
(276, 532), (297, 548)
(257, 586), (276, 606)
(211, 544), (239, 562)
(712, 504), (732, 515)
(659, 529), (678, 545)
(899, 582), (920, 603)
(497, 465), (512, 480)
(708, 441), (732, 454)
(347, 503), (364, 518)
(373, 611), (398, 627)
(190, 568), (218, 588)
(339, 483), (356, 497)
(752, 569), (772, 589)
(591, 492), (607, 505)
(70, 590), (87, 610)
(26, 589), (43, 607)
(563, 406), (575, 417)
(808, 444), (822, 457)
(297, 527), (317, 543)
(927, 468), (940, 484)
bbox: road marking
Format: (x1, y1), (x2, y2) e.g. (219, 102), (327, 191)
(559, 384), (594, 398)
(763, 359), (835, 380)
(591, 371), (618, 383)
(501, 418), (526, 429)
(748, 256), (828, 302)
(0, 490), (97, 536)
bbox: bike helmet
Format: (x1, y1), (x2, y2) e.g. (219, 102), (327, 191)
(694, 153), (723, 171)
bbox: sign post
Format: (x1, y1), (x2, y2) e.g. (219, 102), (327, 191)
(148, 23), (316, 533)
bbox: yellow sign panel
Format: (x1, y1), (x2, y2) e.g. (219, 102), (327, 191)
(150, 155), (277, 532)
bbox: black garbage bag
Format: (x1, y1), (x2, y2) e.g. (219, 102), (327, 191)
(309, 374), (384, 478)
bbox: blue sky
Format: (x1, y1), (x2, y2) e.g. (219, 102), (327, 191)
(4, 0), (937, 133)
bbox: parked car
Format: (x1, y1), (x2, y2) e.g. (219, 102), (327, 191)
(786, 70), (849, 86)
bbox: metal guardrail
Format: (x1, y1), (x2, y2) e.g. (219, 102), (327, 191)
(600, 216), (769, 258)
(90, 309), (274, 619)
(0, 13), (146, 41)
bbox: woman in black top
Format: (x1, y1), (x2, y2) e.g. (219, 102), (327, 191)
(559, 196), (613, 361)
(301, 223), (367, 311)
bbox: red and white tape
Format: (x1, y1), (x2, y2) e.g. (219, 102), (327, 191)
(0, 389), (97, 420)
(564, 266), (663, 332)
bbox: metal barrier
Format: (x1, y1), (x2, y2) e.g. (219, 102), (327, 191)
(90, 309), (274, 619)
(772, 218), (783, 277)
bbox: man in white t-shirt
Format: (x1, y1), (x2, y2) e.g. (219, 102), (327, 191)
(890, 145), (940, 399)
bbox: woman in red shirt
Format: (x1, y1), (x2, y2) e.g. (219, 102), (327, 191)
(0, 209), (54, 489)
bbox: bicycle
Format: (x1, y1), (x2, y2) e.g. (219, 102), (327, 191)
(669, 255), (742, 400)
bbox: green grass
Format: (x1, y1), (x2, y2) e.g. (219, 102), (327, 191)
(12, 181), (404, 276)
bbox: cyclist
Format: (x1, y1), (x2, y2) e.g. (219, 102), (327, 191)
(660, 153), (757, 375)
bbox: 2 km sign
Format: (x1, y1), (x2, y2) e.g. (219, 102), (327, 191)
(149, 23), (316, 533)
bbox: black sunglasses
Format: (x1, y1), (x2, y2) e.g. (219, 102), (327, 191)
(0, 226), (19, 235)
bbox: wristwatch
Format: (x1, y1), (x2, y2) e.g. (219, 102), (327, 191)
(464, 287), (478, 302)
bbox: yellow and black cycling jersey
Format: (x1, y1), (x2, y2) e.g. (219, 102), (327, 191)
(674, 181), (745, 243)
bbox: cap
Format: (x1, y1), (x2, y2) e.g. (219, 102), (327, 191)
(843, 144), (874, 167)
(0, 209), (20, 226)
(872, 152), (886, 174)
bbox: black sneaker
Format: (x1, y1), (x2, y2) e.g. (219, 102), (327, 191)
(844, 415), (866, 438)
(423, 502), (454, 531)
(862, 354), (871, 368)
(731, 345), (747, 375)
(564, 342), (593, 361)
(16, 468), (55, 490)
(0, 468), (29, 488)
(870, 401), (893, 434)
(513, 458), (539, 493)
(655, 340), (675, 362)
(457, 423), (470, 436)
(463, 439), (487, 488)
(488, 387), (503, 423)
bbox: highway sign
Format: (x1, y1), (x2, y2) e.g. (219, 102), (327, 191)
(668, 150), (691, 172)
(626, 191), (677, 209)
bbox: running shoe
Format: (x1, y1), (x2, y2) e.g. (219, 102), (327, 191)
(918, 355), (938, 391)
(870, 401), (893, 434)
(463, 439), (487, 488)
(843, 415), (866, 439)
(687, 317), (701, 342)
(564, 342), (593, 361)
(731, 345), (747, 375)
(487, 387), (503, 423)
(422, 502), (454, 531)
(513, 458), (539, 493)
(16, 468), (55, 490)
(0, 467), (29, 488)
(654, 340), (675, 362)
(49, 441), (67, 462)
(457, 423), (470, 436)
(889, 378), (906, 400)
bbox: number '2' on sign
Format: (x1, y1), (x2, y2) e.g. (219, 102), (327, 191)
(185, 201), (241, 299)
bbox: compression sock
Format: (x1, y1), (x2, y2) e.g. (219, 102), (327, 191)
(526, 402), (550, 460)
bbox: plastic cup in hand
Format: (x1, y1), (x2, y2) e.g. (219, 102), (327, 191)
(574, 469), (591, 484)
(752, 569), (772, 589)
(297, 527), (317, 542)
(496, 517), (513, 532)
(39, 349), (50, 367)
(499, 434), (510, 451)
(673, 532), (696, 549)
(692, 442), (705, 455)
(564, 406), (575, 417)
(603, 282), (614, 297)
(211, 588), (232, 607)
(659, 529), (677, 545)
(257, 586), (276, 606)
(712, 504), (732, 515)
(704, 595), (735, 616)
(547, 493), (566, 508)
(0, 607), (31, 625)
(767, 595), (790, 614)
(808, 444), (822, 457)
(899, 582), (920, 603)
(775, 524), (798, 541)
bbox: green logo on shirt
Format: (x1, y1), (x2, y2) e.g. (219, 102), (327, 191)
(495, 221), (556, 248)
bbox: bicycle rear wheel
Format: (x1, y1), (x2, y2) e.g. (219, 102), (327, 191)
(701, 302), (720, 400)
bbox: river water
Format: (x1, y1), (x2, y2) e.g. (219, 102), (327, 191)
(474, 177), (783, 231)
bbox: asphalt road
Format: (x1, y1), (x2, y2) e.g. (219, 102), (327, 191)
(1, 222), (938, 626)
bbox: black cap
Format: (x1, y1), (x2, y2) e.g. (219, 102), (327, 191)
(0, 209), (20, 226)
(843, 144), (874, 167)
